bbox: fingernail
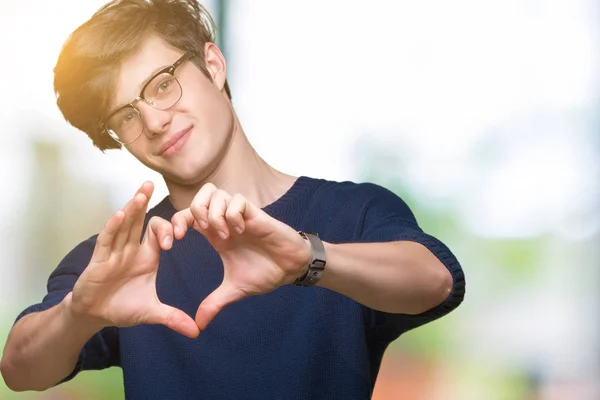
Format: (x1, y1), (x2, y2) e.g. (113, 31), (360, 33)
(199, 220), (209, 230)
(163, 236), (172, 248)
(235, 226), (243, 234)
(174, 226), (181, 237)
(218, 230), (228, 240)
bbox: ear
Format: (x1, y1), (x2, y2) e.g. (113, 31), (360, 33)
(204, 42), (227, 92)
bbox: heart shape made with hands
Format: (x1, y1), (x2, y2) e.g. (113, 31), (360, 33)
(70, 181), (311, 340)
(168, 182), (312, 332)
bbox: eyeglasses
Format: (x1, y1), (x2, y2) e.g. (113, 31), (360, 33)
(102, 52), (195, 145)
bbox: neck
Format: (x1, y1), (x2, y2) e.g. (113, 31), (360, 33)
(164, 115), (297, 211)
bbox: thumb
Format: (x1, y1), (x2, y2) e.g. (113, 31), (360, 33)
(195, 284), (245, 331)
(145, 303), (200, 339)
(141, 216), (174, 255)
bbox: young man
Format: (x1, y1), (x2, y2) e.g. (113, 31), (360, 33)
(1, 1), (465, 399)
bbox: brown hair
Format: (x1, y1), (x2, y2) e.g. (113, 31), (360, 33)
(54, 0), (231, 151)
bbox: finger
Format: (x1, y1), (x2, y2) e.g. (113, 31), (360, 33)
(126, 181), (155, 246)
(238, 195), (262, 221)
(113, 193), (147, 252)
(113, 182), (153, 251)
(189, 183), (218, 231)
(194, 284), (243, 331)
(225, 194), (247, 235)
(92, 210), (126, 262)
(207, 190), (231, 239)
(141, 216), (174, 253)
(145, 304), (200, 339)
(171, 208), (196, 240)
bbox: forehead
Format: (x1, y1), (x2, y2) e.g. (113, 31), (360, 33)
(110, 36), (184, 110)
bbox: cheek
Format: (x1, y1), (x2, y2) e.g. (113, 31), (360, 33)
(125, 142), (153, 167)
(185, 83), (233, 132)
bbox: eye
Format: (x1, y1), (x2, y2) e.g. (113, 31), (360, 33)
(120, 111), (137, 126)
(157, 78), (175, 94)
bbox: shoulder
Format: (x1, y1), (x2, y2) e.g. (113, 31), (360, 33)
(303, 175), (393, 197)
(305, 176), (414, 216)
(49, 235), (98, 279)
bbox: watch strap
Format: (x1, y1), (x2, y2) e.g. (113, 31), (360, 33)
(294, 232), (326, 287)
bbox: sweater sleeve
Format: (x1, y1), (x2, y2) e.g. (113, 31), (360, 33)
(14, 235), (121, 383)
(354, 183), (466, 342)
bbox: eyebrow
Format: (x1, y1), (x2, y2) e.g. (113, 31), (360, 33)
(105, 63), (170, 119)
(138, 64), (169, 93)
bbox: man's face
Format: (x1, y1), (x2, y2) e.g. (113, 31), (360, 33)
(108, 36), (234, 185)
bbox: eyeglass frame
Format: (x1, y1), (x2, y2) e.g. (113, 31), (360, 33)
(100, 51), (196, 145)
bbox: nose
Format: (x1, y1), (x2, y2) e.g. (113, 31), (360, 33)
(137, 101), (172, 138)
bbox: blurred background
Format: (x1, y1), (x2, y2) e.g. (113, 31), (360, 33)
(0, 0), (598, 399)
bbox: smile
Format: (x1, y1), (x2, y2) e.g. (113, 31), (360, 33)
(160, 127), (192, 156)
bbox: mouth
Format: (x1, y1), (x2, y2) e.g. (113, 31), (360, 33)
(158, 127), (192, 156)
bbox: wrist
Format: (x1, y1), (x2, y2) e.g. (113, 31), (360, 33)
(61, 292), (107, 336)
(293, 235), (312, 280)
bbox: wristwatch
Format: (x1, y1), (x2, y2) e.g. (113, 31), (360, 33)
(294, 232), (327, 287)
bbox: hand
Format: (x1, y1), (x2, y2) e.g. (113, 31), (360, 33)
(67, 182), (199, 339)
(171, 183), (311, 331)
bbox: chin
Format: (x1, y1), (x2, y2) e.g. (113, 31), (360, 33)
(166, 170), (205, 186)
(160, 139), (228, 186)
(163, 162), (211, 186)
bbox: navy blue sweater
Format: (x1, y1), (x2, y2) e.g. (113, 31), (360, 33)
(17, 177), (465, 400)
